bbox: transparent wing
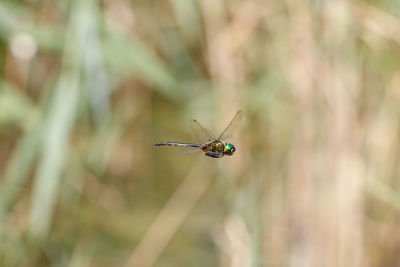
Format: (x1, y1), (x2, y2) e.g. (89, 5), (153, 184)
(218, 110), (245, 141)
(190, 119), (216, 143)
(180, 147), (202, 154)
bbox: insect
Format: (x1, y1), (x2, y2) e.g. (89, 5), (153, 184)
(154, 111), (244, 158)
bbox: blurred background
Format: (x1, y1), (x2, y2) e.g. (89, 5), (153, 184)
(1, 0), (400, 266)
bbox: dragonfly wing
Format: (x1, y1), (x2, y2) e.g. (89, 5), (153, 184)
(217, 110), (245, 141)
(181, 147), (202, 154)
(190, 119), (216, 143)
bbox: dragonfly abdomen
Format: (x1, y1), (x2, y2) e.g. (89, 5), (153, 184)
(154, 141), (200, 148)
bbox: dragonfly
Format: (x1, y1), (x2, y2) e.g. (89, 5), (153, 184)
(154, 110), (244, 158)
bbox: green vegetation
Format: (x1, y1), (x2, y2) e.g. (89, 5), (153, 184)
(1, 0), (400, 266)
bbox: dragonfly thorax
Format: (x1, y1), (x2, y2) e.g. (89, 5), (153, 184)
(199, 141), (236, 157)
(200, 141), (224, 153)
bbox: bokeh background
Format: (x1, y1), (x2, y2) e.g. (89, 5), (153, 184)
(1, 0), (400, 266)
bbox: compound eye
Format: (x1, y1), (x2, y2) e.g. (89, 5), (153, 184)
(225, 144), (236, 156)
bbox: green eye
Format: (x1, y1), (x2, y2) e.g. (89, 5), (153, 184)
(224, 143), (236, 156)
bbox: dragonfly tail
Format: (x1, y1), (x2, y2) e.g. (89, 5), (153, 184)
(154, 141), (201, 148)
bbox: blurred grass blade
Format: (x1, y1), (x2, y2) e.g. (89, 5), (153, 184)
(0, 114), (42, 221)
(76, 0), (110, 121)
(0, 80), (38, 220)
(0, 2), (64, 51)
(29, 3), (81, 238)
(170, 0), (202, 42)
(365, 176), (400, 210)
(0, 3), (15, 39)
(29, 81), (80, 237)
(104, 32), (181, 101)
(0, 81), (35, 127)
(68, 246), (92, 267)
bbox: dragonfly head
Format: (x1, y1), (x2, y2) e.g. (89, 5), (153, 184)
(224, 143), (236, 156)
